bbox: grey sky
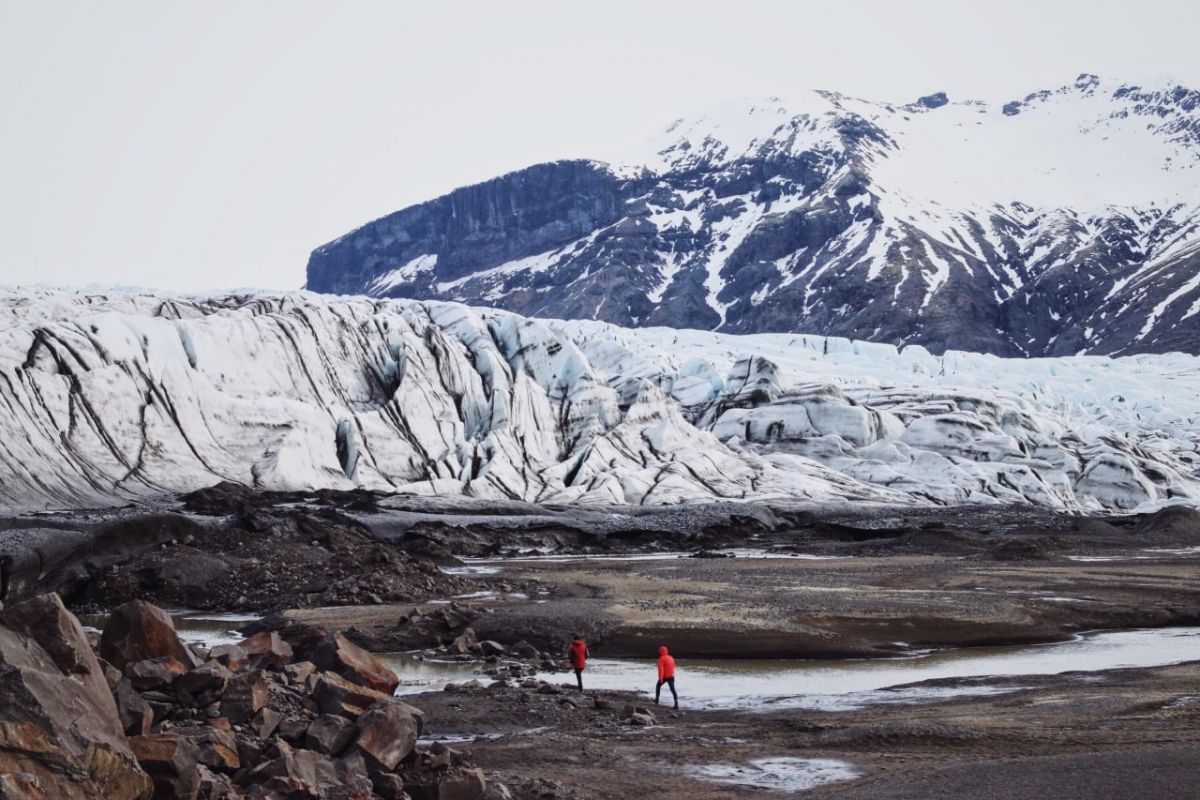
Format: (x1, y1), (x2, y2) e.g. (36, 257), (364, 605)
(1, 0), (1197, 291)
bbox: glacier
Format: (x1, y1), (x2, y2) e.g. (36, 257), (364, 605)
(1, 289), (1197, 513)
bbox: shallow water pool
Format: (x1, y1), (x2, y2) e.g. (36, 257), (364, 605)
(171, 615), (1199, 711)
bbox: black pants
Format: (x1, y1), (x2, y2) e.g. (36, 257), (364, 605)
(573, 668), (584, 689)
(655, 676), (677, 704)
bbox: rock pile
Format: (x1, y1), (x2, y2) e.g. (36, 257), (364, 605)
(0, 595), (502, 800)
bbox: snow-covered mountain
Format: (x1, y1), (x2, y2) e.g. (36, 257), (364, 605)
(307, 75), (1200, 356)
(3, 289), (1197, 513)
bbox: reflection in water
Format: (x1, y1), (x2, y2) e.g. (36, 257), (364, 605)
(169, 615), (1200, 711)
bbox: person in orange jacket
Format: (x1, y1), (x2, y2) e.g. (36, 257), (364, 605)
(567, 634), (590, 690)
(655, 645), (678, 709)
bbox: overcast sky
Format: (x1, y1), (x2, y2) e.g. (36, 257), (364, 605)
(2, 1), (1198, 291)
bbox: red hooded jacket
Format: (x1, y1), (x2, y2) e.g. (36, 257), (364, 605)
(569, 638), (589, 669)
(656, 646), (676, 680)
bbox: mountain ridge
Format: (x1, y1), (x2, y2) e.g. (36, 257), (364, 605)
(306, 75), (1200, 356)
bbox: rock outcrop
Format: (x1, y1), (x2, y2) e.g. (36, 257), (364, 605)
(0, 593), (153, 799)
(0, 594), (498, 800)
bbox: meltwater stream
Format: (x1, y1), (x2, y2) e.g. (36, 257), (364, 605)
(172, 615), (1199, 711)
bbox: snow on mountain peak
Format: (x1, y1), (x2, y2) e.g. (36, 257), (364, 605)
(308, 75), (1200, 360)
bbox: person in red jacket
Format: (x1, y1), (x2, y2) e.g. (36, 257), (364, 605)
(655, 645), (678, 709)
(567, 634), (590, 690)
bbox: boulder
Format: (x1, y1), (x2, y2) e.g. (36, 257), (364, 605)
(283, 661), (317, 684)
(448, 628), (477, 655)
(0, 593), (153, 800)
(195, 765), (237, 799)
(99, 601), (200, 672)
(238, 632), (293, 671)
(334, 749), (378, 798)
(236, 743), (341, 796)
(353, 700), (419, 771)
(368, 768), (407, 800)
(207, 645), (248, 672)
(221, 671), (268, 724)
(311, 632), (399, 694)
(126, 657), (189, 691)
(276, 716), (310, 744)
(128, 733), (202, 800)
(481, 782), (514, 800)
(175, 661), (232, 697)
(478, 641), (505, 657)
(113, 679), (154, 736)
(0, 593), (93, 675)
(305, 714), (357, 756)
(180, 727), (239, 773)
(407, 767), (487, 800)
(312, 672), (393, 719)
(247, 708), (283, 741)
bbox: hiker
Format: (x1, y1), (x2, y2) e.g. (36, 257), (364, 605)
(567, 634), (590, 690)
(655, 645), (678, 709)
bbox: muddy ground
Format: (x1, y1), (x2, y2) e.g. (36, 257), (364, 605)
(400, 660), (1200, 799)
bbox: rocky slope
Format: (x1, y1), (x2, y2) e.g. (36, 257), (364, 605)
(307, 75), (1200, 357)
(0, 594), (504, 800)
(1, 290), (1197, 513)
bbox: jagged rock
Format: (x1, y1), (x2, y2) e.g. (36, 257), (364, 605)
(99, 659), (124, 691)
(0, 772), (49, 800)
(248, 708), (283, 741)
(195, 765), (237, 799)
(478, 641), (505, 657)
(312, 672), (393, 719)
(334, 750), (377, 798)
(127, 657), (189, 691)
(129, 733), (202, 800)
(181, 728), (240, 773)
(176, 661), (233, 697)
(235, 742), (341, 796)
(0, 593), (93, 676)
(352, 700), (420, 771)
(221, 671), (268, 724)
(235, 737), (265, 773)
(239, 632), (294, 671)
(283, 661), (317, 684)
(208, 645), (248, 672)
(305, 714), (356, 756)
(481, 783), (514, 800)
(627, 712), (655, 726)
(100, 601), (200, 672)
(311, 632), (399, 695)
(276, 717), (310, 744)
(480, 782), (513, 800)
(448, 628), (477, 655)
(0, 593), (153, 800)
(367, 767), (407, 800)
(406, 767), (486, 800)
(114, 678), (154, 736)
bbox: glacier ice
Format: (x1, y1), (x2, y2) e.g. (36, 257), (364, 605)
(1, 289), (1197, 513)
